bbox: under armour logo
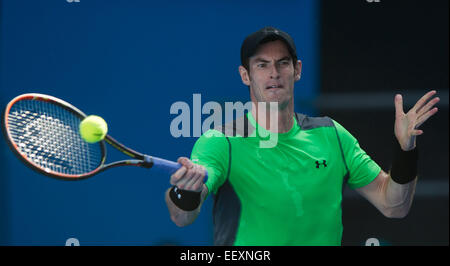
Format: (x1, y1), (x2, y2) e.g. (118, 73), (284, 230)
(315, 160), (327, 168)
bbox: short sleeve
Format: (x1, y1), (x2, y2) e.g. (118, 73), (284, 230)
(190, 129), (229, 196)
(333, 120), (381, 189)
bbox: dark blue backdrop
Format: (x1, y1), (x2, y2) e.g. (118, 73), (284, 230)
(0, 0), (319, 245)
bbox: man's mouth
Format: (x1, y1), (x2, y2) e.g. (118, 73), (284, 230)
(266, 84), (283, 90)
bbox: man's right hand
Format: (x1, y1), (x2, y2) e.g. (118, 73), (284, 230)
(170, 157), (206, 193)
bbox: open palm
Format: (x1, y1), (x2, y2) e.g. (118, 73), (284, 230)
(394, 90), (440, 151)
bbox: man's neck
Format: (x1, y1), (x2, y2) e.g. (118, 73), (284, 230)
(251, 100), (294, 133)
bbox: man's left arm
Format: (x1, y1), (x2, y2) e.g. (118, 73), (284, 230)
(355, 90), (440, 218)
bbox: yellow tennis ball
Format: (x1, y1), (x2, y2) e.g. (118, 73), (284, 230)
(79, 115), (108, 143)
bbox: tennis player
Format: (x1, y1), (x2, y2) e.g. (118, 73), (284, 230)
(165, 27), (440, 245)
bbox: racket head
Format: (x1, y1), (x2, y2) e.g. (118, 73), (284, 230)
(2, 93), (107, 180)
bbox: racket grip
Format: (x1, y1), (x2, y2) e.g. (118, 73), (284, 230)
(151, 157), (208, 182)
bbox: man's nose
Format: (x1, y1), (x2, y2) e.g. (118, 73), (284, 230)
(269, 63), (280, 79)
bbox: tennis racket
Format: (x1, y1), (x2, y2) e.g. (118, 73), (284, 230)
(2, 93), (208, 181)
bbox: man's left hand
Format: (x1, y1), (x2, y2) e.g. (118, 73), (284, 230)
(394, 90), (440, 151)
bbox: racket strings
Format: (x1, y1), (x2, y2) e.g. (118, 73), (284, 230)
(7, 99), (103, 175)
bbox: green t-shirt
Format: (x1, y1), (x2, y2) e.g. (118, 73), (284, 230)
(191, 112), (381, 246)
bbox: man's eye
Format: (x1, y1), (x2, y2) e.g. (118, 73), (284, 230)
(257, 63), (266, 68)
(279, 60), (290, 66)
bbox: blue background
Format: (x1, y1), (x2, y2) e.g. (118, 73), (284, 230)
(0, 0), (319, 245)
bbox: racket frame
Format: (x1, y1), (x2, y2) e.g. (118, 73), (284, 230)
(2, 93), (154, 181)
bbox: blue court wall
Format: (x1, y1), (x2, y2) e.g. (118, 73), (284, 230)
(0, 0), (319, 245)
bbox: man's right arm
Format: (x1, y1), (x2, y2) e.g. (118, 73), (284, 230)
(165, 157), (208, 227)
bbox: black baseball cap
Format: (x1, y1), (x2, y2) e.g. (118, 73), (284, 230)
(240, 26), (298, 69)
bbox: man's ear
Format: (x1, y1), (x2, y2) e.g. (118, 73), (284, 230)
(294, 60), (302, 81)
(239, 66), (251, 86)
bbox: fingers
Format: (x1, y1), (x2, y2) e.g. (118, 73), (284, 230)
(169, 165), (187, 186)
(170, 157), (206, 192)
(416, 96), (440, 116)
(394, 94), (404, 117)
(416, 106), (439, 128)
(184, 164), (206, 191)
(411, 129), (424, 136)
(177, 157), (194, 169)
(412, 90), (437, 113)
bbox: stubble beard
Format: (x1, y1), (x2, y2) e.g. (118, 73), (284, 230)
(251, 84), (292, 112)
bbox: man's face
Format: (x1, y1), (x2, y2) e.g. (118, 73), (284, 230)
(239, 40), (302, 110)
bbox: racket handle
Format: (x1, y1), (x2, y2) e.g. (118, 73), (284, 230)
(151, 157), (208, 182)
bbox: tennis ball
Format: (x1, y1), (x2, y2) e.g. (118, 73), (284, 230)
(79, 115), (108, 143)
